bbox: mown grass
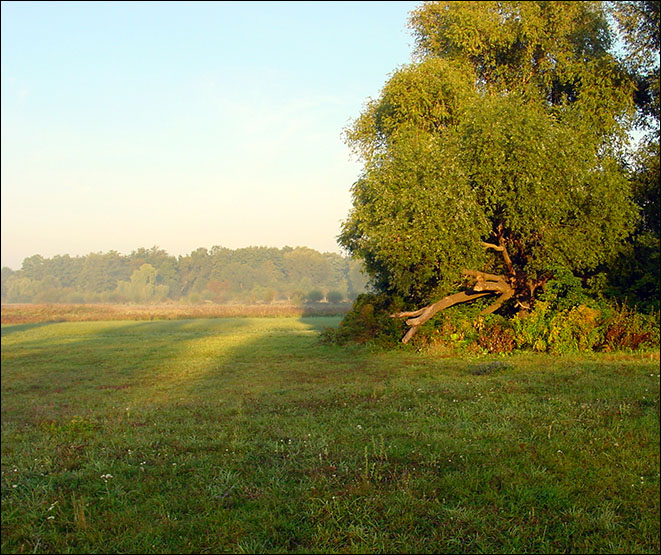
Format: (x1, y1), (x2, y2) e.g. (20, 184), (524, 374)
(1, 317), (659, 553)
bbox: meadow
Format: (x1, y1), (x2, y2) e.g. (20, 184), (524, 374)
(1, 313), (659, 553)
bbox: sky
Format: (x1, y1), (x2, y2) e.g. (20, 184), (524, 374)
(1, 0), (421, 270)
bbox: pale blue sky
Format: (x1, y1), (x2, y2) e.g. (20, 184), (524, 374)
(1, 1), (420, 269)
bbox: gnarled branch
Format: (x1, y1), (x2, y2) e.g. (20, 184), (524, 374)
(482, 238), (515, 276)
(393, 290), (492, 344)
(391, 241), (517, 343)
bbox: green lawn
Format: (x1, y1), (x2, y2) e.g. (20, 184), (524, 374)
(1, 317), (659, 553)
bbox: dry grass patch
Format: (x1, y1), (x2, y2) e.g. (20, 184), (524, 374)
(1, 302), (349, 324)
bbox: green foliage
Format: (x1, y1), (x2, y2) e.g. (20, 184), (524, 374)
(538, 266), (601, 312)
(204, 279), (231, 303)
(1, 266), (13, 300)
(512, 301), (660, 354)
(330, 272), (658, 353)
(346, 57), (478, 160)
(340, 0), (639, 309)
(546, 305), (604, 354)
(2, 246), (369, 305)
(511, 283), (613, 354)
(247, 285), (277, 304)
(320, 294), (405, 346)
(469, 97), (636, 273)
(408, 307), (519, 355)
(512, 302), (554, 353)
(601, 304), (661, 351)
(602, 141), (660, 312)
(115, 264), (170, 304)
(610, 0), (660, 132)
(334, 269), (658, 354)
(475, 316), (517, 354)
(605, 232), (660, 312)
(340, 127), (489, 302)
(77, 251), (131, 293)
(5, 276), (42, 303)
(631, 141), (661, 236)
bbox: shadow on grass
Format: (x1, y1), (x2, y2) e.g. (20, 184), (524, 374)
(1, 321), (60, 337)
(1, 318), (254, 421)
(1, 315), (369, 425)
(0, 314), (405, 552)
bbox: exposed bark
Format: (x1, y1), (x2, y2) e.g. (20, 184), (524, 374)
(392, 240), (517, 344)
(481, 237), (515, 277)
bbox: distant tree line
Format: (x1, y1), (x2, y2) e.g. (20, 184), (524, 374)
(0, 246), (370, 304)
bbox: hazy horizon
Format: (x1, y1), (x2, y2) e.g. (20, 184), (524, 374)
(3, 241), (355, 271)
(1, 1), (420, 271)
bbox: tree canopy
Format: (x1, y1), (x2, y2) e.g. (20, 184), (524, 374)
(610, 0), (660, 134)
(339, 1), (644, 342)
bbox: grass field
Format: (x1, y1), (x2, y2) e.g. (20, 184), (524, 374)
(1, 316), (659, 553)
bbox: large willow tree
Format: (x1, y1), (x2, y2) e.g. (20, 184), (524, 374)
(339, 1), (640, 343)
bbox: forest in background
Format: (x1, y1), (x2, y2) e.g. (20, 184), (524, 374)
(0, 246), (369, 305)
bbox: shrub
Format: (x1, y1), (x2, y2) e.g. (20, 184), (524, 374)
(306, 290), (324, 303)
(289, 290), (305, 304)
(409, 297), (496, 351)
(546, 305), (603, 354)
(512, 301), (552, 352)
(476, 317), (516, 353)
(512, 302), (601, 354)
(322, 286), (659, 355)
(320, 293), (405, 346)
(600, 305), (660, 351)
(512, 301), (659, 354)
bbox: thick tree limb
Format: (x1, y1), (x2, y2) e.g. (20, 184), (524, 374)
(482, 238), (516, 276)
(392, 267), (515, 344)
(394, 306), (430, 319)
(497, 236), (516, 276)
(463, 269), (507, 286)
(399, 291), (492, 327)
(394, 290), (493, 344)
(479, 287), (514, 315)
(391, 237), (520, 344)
